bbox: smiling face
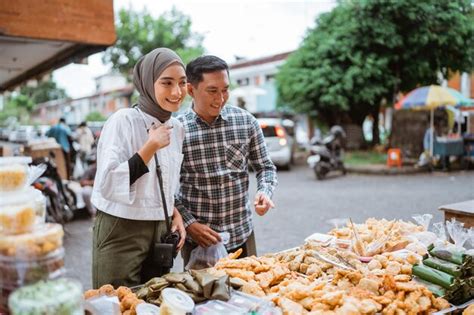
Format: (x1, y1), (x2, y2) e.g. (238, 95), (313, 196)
(153, 63), (187, 112)
(188, 70), (230, 123)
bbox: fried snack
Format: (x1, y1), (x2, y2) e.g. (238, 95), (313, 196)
(228, 248), (243, 260)
(98, 284), (115, 296)
(117, 286), (132, 300)
(83, 289), (100, 299)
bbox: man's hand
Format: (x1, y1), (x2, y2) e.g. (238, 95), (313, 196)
(254, 192), (275, 216)
(186, 222), (221, 247)
(171, 208), (186, 251)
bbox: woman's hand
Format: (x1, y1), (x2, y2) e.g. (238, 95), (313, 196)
(148, 124), (172, 151)
(171, 208), (186, 251)
(138, 124), (173, 164)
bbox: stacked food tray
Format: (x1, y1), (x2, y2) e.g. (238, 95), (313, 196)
(0, 157), (66, 312)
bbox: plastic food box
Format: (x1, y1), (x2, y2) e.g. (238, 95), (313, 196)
(227, 290), (274, 312)
(0, 157), (32, 192)
(8, 278), (83, 315)
(0, 189), (42, 235)
(194, 300), (248, 315)
(0, 223), (64, 257)
(0, 247), (65, 287)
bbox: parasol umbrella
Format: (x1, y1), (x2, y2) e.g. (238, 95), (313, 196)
(394, 85), (472, 156)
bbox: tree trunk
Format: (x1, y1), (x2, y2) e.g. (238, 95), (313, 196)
(371, 103), (380, 146)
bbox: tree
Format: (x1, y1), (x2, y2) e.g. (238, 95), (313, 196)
(20, 79), (68, 105)
(277, 0), (474, 145)
(85, 111), (107, 122)
(103, 6), (205, 78)
(0, 94), (34, 124)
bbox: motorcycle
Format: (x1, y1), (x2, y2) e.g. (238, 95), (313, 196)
(31, 151), (77, 224)
(307, 126), (347, 180)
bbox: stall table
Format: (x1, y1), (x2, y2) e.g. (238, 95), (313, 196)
(438, 200), (474, 228)
(434, 137), (464, 170)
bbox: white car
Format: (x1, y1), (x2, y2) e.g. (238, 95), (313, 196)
(257, 118), (295, 170)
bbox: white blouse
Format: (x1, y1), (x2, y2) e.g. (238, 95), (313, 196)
(91, 108), (184, 220)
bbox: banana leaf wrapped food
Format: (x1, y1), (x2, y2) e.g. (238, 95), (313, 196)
(412, 264), (456, 289)
(423, 256), (464, 277)
(427, 244), (473, 265)
(412, 276), (446, 297)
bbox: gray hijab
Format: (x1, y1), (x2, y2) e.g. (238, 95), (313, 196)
(133, 48), (185, 122)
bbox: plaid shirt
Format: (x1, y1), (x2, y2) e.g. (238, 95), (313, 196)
(176, 105), (277, 249)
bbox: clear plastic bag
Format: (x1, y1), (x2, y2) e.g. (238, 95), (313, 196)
(412, 213), (433, 231)
(432, 221), (448, 245)
(186, 232), (230, 270)
(445, 218), (469, 249)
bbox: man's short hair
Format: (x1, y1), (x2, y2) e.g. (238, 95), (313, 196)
(186, 55), (229, 87)
(59, 117), (66, 123)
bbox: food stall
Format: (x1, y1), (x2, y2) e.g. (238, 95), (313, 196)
(1, 156), (473, 314)
(81, 217), (473, 315)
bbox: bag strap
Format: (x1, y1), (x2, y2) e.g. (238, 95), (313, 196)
(134, 106), (172, 234)
(153, 153), (172, 234)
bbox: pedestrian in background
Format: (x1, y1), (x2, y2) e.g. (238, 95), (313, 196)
(47, 117), (72, 179)
(76, 121), (95, 167)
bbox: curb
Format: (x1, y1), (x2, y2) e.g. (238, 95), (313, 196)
(345, 164), (428, 175)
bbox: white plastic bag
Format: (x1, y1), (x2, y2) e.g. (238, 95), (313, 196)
(186, 232), (230, 270)
(73, 155), (84, 179)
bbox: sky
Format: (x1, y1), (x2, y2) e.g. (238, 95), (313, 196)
(53, 0), (337, 99)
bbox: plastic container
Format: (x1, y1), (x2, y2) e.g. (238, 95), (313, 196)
(160, 288), (194, 315)
(136, 302), (160, 314)
(228, 290), (273, 312)
(30, 187), (46, 223)
(0, 223), (64, 257)
(0, 157), (32, 192)
(8, 278), (84, 315)
(0, 190), (40, 234)
(0, 247), (65, 287)
(193, 300), (247, 315)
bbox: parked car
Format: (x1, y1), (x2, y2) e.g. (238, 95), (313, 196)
(8, 126), (36, 143)
(257, 118), (295, 170)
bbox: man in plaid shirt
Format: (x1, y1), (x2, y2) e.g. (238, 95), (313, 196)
(177, 55), (277, 265)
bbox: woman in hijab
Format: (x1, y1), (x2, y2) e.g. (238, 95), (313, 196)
(91, 48), (187, 288)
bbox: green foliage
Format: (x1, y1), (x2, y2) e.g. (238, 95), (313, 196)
(0, 94), (35, 124)
(0, 78), (67, 124)
(20, 79), (67, 104)
(277, 0), (474, 129)
(103, 6), (205, 78)
(85, 111), (107, 122)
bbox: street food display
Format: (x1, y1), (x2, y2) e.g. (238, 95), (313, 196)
(0, 160), (472, 315)
(0, 156), (66, 313)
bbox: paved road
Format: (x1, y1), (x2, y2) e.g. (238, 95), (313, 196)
(63, 165), (474, 290)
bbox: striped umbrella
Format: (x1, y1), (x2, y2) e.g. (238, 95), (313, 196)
(395, 85), (472, 157)
(395, 85), (472, 110)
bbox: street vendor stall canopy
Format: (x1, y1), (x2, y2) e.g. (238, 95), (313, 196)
(0, 0), (116, 92)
